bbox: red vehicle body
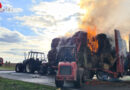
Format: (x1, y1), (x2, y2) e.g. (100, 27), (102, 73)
(0, 57), (3, 66)
(56, 62), (77, 81)
(55, 45), (83, 88)
(114, 30), (125, 76)
(55, 30), (130, 88)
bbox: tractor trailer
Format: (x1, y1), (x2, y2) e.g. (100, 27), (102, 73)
(55, 30), (130, 88)
(15, 30), (130, 88)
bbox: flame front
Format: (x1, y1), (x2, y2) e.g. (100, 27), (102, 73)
(79, 0), (98, 53)
(87, 27), (98, 53)
(123, 35), (129, 51)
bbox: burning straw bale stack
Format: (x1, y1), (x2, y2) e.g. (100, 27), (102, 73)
(48, 38), (60, 66)
(96, 34), (116, 70)
(48, 31), (116, 70)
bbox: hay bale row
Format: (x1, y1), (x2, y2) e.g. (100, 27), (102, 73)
(48, 31), (116, 70)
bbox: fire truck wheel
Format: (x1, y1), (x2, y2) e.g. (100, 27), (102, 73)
(55, 78), (64, 88)
(74, 71), (83, 88)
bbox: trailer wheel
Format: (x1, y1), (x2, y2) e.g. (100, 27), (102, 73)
(38, 65), (47, 75)
(55, 77), (64, 88)
(48, 67), (56, 75)
(74, 70), (83, 88)
(15, 64), (23, 72)
(25, 63), (34, 73)
(96, 71), (109, 81)
(82, 70), (94, 82)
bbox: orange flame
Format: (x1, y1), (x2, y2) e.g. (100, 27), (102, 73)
(79, 0), (98, 53)
(123, 35), (129, 51)
(65, 32), (73, 37)
(87, 27), (98, 53)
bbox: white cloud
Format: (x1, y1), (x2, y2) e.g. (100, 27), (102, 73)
(14, 0), (81, 58)
(32, 0), (36, 3)
(2, 3), (23, 13)
(0, 27), (25, 43)
(2, 0), (80, 63)
(15, 0), (80, 37)
(0, 27), (50, 63)
(31, 1), (80, 20)
(15, 15), (56, 29)
(13, 8), (23, 13)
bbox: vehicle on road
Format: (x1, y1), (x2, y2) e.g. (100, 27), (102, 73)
(55, 30), (130, 88)
(15, 51), (58, 75)
(0, 57), (3, 66)
(15, 51), (46, 73)
(15, 30), (130, 88)
(55, 46), (84, 88)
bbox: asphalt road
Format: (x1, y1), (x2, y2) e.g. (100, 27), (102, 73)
(0, 71), (55, 86)
(0, 71), (77, 89)
(0, 71), (130, 90)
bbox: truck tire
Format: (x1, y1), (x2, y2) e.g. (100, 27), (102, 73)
(55, 77), (64, 88)
(25, 63), (34, 73)
(38, 65), (47, 75)
(96, 71), (109, 81)
(48, 67), (56, 75)
(15, 63), (23, 72)
(74, 70), (83, 88)
(82, 70), (94, 82)
(15, 64), (20, 72)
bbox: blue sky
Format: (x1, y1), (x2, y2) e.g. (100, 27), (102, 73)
(0, 0), (80, 63)
(0, 0), (58, 36)
(0, 0), (36, 36)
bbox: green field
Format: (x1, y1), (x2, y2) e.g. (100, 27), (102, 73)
(0, 65), (15, 71)
(0, 77), (56, 90)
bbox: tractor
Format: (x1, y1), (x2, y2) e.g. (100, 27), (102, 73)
(15, 51), (46, 73)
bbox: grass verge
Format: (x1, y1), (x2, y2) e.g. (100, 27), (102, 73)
(0, 66), (15, 71)
(0, 77), (56, 90)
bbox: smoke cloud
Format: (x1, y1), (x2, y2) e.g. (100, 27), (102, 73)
(79, 0), (130, 35)
(79, 0), (130, 50)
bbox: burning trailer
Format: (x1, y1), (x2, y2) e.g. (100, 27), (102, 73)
(53, 30), (130, 88)
(15, 29), (130, 88)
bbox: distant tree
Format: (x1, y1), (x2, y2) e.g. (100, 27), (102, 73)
(5, 61), (11, 66)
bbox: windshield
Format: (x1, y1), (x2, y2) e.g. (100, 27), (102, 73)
(57, 47), (75, 62)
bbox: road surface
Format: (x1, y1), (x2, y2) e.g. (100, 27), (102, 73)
(0, 71), (55, 86)
(0, 71), (76, 89)
(0, 71), (130, 90)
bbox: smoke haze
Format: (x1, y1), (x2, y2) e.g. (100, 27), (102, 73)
(79, 0), (130, 50)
